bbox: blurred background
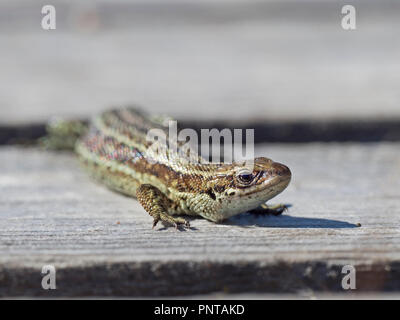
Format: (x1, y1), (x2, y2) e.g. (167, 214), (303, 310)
(1, 0), (399, 124)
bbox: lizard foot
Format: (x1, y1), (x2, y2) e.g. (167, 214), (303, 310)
(248, 203), (289, 216)
(137, 184), (190, 230)
(155, 214), (190, 230)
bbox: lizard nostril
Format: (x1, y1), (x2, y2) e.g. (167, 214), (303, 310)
(271, 162), (291, 177)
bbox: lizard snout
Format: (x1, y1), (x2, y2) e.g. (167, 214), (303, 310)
(270, 162), (291, 179)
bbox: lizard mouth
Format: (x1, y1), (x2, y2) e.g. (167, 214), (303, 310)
(241, 177), (290, 202)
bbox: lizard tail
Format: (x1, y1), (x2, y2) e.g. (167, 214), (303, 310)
(40, 118), (88, 150)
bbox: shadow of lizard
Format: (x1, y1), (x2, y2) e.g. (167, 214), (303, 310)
(224, 212), (359, 229)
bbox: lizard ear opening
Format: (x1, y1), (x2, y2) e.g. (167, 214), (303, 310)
(206, 188), (216, 200)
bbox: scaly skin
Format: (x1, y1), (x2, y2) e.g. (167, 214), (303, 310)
(48, 107), (292, 229)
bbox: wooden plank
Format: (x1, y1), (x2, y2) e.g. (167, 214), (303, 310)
(1, 143), (399, 296)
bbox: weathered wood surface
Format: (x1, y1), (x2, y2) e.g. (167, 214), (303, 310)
(1, 143), (399, 296)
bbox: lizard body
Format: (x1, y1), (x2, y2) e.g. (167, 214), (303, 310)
(46, 107), (291, 228)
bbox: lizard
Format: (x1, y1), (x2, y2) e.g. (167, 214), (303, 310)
(42, 107), (292, 229)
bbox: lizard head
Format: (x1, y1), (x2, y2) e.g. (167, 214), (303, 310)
(207, 157), (291, 221)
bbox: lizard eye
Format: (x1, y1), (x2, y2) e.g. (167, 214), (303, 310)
(236, 170), (254, 185)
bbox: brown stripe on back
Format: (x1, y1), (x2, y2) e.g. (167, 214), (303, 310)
(98, 111), (148, 147)
(79, 126), (229, 193)
(103, 108), (165, 141)
(80, 107), (240, 189)
(80, 126), (144, 163)
(116, 107), (166, 133)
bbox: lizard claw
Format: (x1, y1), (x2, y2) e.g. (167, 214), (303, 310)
(152, 218), (159, 229)
(151, 215), (190, 230)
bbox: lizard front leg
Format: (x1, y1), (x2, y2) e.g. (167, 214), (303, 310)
(248, 203), (289, 216)
(136, 184), (190, 229)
